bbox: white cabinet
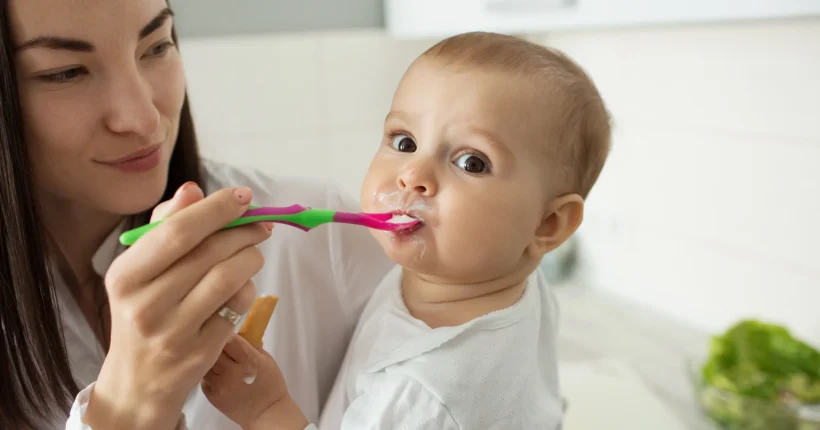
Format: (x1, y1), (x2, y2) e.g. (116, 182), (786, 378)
(384, 0), (820, 39)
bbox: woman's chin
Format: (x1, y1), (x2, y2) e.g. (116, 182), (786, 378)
(105, 186), (167, 216)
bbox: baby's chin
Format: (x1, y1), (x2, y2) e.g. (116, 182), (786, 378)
(377, 237), (479, 281)
(375, 229), (431, 269)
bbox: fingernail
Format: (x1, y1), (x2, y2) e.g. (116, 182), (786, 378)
(175, 181), (195, 198)
(262, 222), (274, 231)
(243, 373), (257, 384)
(233, 187), (252, 205)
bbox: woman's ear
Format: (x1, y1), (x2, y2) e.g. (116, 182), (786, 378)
(529, 193), (584, 256)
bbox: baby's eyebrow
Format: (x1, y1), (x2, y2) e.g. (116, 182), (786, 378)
(385, 110), (411, 123)
(466, 125), (511, 155)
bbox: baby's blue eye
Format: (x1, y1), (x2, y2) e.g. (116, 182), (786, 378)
(391, 135), (416, 152)
(455, 154), (489, 174)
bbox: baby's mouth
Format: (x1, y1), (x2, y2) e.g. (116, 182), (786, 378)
(387, 211), (424, 233)
(388, 213), (418, 224)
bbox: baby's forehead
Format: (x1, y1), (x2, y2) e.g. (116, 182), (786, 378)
(397, 60), (564, 138)
(400, 59), (556, 111)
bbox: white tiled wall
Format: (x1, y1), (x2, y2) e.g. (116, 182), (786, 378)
(180, 30), (432, 196)
(538, 18), (820, 346)
(178, 18), (820, 345)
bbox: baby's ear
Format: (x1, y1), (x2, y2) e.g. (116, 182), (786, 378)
(529, 194), (584, 256)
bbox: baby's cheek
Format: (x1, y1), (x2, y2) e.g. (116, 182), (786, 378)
(438, 232), (514, 281)
(468, 212), (531, 257)
(442, 217), (498, 254)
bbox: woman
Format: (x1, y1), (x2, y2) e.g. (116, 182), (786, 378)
(0, 0), (393, 429)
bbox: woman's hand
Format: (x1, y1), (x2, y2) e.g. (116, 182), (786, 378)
(202, 334), (308, 430)
(84, 182), (273, 430)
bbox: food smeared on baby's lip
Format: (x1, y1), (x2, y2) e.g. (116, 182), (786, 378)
(387, 212), (423, 235)
(388, 214), (417, 224)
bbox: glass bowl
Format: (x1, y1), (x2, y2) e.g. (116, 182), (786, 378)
(687, 358), (820, 430)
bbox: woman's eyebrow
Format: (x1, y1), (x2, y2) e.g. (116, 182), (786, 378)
(14, 7), (174, 53)
(15, 37), (94, 53)
(139, 7), (173, 39)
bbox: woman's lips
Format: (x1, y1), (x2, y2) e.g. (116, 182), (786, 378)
(97, 144), (162, 173)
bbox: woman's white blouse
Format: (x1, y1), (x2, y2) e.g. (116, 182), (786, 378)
(56, 159), (395, 429)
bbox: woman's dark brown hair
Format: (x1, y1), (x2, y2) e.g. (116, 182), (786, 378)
(0, 2), (202, 427)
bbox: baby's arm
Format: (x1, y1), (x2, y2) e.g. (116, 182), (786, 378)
(204, 343), (459, 430)
(202, 334), (310, 430)
(339, 374), (460, 430)
(203, 295), (313, 430)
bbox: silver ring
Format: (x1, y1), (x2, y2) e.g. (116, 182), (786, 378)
(217, 306), (243, 326)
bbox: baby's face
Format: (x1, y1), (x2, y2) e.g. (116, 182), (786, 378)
(361, 58), (558, 283)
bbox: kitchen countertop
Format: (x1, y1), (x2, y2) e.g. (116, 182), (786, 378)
(553, 280), (719, 429)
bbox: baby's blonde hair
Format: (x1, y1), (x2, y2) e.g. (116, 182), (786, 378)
(421, 32), (611, 198)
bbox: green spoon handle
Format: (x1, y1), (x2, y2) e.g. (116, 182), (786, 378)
(118, 206), (335, 246)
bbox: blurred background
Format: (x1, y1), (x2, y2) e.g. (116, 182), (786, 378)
(169, 1), (819, 428)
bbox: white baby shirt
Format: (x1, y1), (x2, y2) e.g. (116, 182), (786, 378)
(319, 265), (564, 430)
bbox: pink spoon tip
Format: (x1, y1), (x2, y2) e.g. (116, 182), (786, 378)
(333, 212), (421, 231)
(361, 212), (394, 221)
(388, 220), (421, 230)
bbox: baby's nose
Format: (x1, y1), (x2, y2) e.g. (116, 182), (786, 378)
(397, 166), (436, 195)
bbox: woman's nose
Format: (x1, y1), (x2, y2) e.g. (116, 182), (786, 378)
(397, 164), (437, 196)
(103, 70), (161, 138)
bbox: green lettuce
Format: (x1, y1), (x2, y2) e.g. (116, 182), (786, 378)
(698, 319), (820, 429)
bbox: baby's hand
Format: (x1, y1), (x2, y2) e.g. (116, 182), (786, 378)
(202, 334), (289, 429)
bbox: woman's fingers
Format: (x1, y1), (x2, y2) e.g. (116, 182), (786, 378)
(108, 187), (255, 291)
(198, 282), (261, 352)
(97, 183), (281, 424)
(150, 181), (204, 223)
(137, 223), (271, 317)
(179, 244), (263, 333)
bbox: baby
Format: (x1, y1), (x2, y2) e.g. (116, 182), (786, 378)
(203, 31), (611, 429)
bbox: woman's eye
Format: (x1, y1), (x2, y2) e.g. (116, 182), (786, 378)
(390, 135), (417, 153)
(38, 67), (87, 83)
(455, 153), (489, 174)
(145, 41), (174, 58)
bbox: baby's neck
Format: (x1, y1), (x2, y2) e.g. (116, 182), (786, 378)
(401, 269), (530, 329)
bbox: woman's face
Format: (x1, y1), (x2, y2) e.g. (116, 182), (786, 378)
(10, 0), (185, 215)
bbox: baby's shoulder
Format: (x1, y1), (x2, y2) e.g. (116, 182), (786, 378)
(384, 327), (562, 427)
(398, 310), (552, 381)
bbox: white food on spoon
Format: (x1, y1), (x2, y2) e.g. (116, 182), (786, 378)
(388, 214), (417, 224)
